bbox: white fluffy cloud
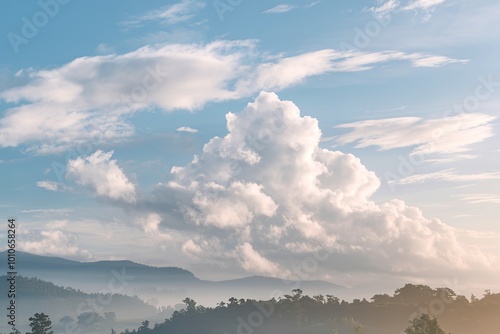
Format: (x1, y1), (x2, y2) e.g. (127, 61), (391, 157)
(237, 242), (287, 277)
(177, 126), (199, 133)
(36, 180), (71, 192)
(66, 150), (136, 203)
(144, 92), (494, 278)
(0, 41), (466, 154)
(19, 220), (91, 259)
(139, 212), (172, 242)
(182, 239), (204, 259)
(335, 113), (495, 157)
(20, 228), (91, 259)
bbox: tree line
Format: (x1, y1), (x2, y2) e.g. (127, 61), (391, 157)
(5, 284), (500, 334)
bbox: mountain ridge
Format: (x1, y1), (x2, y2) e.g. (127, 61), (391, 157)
(0, 250), (348, 307)
(2, 250), (345, 288)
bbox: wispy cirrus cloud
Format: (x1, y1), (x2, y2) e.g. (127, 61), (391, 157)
(403, 0), (446, 10)
(410, 54), (468, 67)
(335, 113), (495, 157)
(391, 169), (500, 186)
(20, 208), (75, 214)
(263, 2), (321, 14)
(36, 180), (71, 192)
(122, 0), (205, 27)
(460, 194), (500, 205)
(263, 4), (297, 14)
(372, 0), (447, 20)
(305, 1), (321, 9)
(372, 0), (399, 14)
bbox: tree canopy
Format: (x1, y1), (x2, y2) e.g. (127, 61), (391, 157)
(405, 314), (446, 334)
(27, 313), (53, 334)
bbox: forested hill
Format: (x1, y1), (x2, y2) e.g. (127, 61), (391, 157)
(0, 250), (196, 283)
(0, 275), (159, 334)
(122, 284), (500, 334)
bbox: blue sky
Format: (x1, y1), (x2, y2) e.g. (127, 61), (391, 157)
(1, 0), (499, 292)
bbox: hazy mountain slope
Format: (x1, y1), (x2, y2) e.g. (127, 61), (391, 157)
(0, 251), (347, 307)
(0, 275), (160, 334)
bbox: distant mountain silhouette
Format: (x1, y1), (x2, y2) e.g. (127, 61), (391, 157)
(0, 251), (346, 307)
(2, 250), (195, 280)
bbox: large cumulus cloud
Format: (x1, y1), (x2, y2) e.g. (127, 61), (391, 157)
(139, 91), (494, 278)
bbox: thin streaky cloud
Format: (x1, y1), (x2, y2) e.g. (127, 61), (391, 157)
(335, 113), (494, 157)
(177, 126), (199, 133)
(426, 154), (478, 163)
(391, 169), (500, 185)
(403, 0), (446, 10)
(460, 194), (500, 205)
(263, 4), (297, 14)
(263, 2), (320, 14)
(20, 208), (75, 214)
(122, 0), (205, 27)
(372, 0), (400, 15)
(372, 0), (447, 19)
(304, 1), (321, 9)
(410, 54), (468, 67)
